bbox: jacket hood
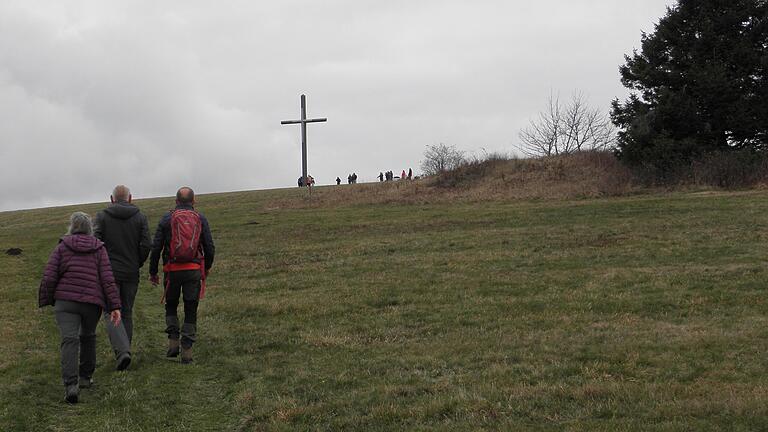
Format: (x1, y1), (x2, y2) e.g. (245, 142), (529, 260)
(104, 202), (140, 219)
(62, 234), (103, 253)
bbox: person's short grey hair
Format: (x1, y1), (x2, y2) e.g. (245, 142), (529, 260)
(112, 185), (131, 202)
(67, 212), (93, 236)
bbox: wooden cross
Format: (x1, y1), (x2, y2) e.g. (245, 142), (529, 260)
(281, 94), (327, 187)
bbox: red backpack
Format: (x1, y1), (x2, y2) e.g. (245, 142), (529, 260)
(169, 209), (203, 263)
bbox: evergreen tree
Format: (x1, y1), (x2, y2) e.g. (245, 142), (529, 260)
(612, 0), (768, 170)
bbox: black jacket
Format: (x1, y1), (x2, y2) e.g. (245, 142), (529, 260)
(94, 202), (151, 283)
(149, 204), (215, 276)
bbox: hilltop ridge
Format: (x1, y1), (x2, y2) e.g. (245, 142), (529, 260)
(268, 152), (635, 209)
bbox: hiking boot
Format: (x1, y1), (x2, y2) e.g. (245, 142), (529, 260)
(79, 377), (93, 389)
(167, 339), (180, 358)
(181, 346), (193, 364)
(116, 352), (131, 371)
(65, 384), (79, 404)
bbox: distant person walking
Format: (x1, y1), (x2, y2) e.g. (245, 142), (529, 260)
(408, 168), (413, 180)
(347, 174), (352, 184)
(336, 177), (341, 185)
(378, 172), (384, 182)
(94, 185), (151, 369)
(401, 169), (406, 180)
(39, 212), (122, 404)
(149, 187), (215, 364)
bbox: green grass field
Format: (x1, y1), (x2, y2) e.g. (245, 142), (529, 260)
(1, 186), (767, 431)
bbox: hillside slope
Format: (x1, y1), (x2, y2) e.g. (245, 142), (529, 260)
(1, 186), (767, 431)
(269, 152), (637, 209)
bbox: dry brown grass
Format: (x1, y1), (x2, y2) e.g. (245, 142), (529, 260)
(266, 150), (768, 210)
(268, 151), (639, 209)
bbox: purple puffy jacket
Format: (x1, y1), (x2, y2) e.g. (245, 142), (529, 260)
(39, 234), (121, 311)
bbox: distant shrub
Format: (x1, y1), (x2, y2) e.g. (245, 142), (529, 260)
(420, 143), (466, 176)
(691, 150), (768, 188)
(626, 149), (768, 189)
(432, 152), (510, 189)
(582, 151), (635, 196)
(427, 150), (639, 196)
(477, 150), (510, 162)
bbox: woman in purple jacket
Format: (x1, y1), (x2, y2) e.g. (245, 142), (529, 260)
(39, 212), (122, 404)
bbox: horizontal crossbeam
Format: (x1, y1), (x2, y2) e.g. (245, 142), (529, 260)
(281, 118), (327, 125)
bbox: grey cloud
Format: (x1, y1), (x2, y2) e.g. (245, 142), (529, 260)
(0, 0), (674, 211)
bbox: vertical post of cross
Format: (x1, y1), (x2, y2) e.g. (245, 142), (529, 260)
(300, 95), (308, 187)
(281, 94), (327, 188)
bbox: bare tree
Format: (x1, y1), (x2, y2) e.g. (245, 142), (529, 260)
(519, 91), (616, 157)
(420, 143), (465, 176)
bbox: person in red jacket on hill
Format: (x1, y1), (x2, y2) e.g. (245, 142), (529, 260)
(39, 212), (122, 404)
(149, 187), (215, 364)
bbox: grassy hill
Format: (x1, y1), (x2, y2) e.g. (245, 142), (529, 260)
(1, 180), (768, 431)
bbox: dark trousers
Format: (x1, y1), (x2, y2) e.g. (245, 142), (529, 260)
(54, 300), (101, 385)
(104, 280), (138, 357)
(164, 270), (201, 349)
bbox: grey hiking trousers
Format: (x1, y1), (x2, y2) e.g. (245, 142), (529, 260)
(54, 300), (101, 385)
(104, 280), (137, 358)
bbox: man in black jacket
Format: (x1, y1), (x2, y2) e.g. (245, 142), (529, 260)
(148, 187), (215, 364)
(94, 185), (151, 371)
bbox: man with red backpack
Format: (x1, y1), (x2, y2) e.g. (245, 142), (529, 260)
(148, 187), (215, 364)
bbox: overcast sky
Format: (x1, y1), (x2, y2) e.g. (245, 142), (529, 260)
(0, 0), (675, 211)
